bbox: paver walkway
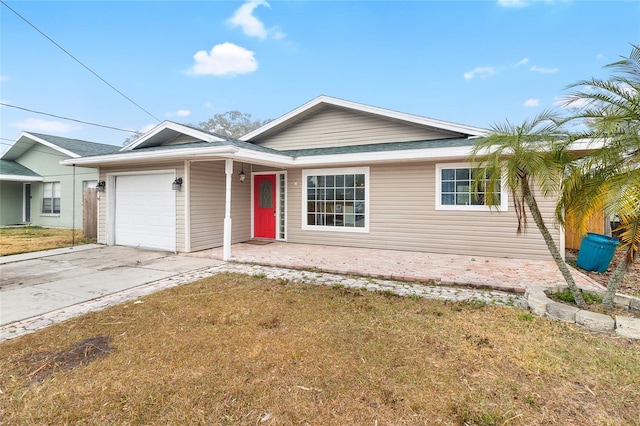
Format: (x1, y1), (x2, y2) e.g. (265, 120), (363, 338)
(191, 242), (604, 293)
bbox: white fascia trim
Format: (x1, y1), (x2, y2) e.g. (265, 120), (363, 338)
(0, 174), (44, 182)
(60, 146), (238, 166)
(24, 132), (81, 158)
(122, 121), (226, 151)
(232, 149), (295, 168)
(241, 95), (490, 140)
(1, 132), (79, 160)
(291, 146), (475, 167)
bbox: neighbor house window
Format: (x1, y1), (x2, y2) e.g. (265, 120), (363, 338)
(302, 167), (369, 232)
(435, 163), (507, 211)
(42, 182), (61, 214)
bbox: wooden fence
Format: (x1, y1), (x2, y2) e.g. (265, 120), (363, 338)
(83, 187), (97, 239)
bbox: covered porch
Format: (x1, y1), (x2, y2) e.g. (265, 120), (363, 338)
(187, 242), (603, 293)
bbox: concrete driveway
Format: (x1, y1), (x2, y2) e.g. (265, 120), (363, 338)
(0, 245), (222, 326)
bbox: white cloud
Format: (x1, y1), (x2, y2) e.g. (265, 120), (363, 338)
(12, 118), (79, 133)
(497, 0), (528, 7)
(204, 102), (212, 109)
(464, 66), (495, 80)
(497, 0), (569, 7)
(188, 42), (258, 76)
(515, 58), (529, 66)
(596, 53), (604, 60)
(228, 0), (286, 40)
(165, 109), (191, 118)
(523, 98), (540, 107)
(530, 65), (559, 73)
(0, 75), (8, 82)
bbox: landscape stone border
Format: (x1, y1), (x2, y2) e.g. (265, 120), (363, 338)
(525, 286), (640, 339)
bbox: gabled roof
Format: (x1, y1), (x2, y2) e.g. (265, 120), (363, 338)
(122, 121), (228, 151)
(0, 159), (43, 181)
(0, 132), (119, 161)
(240, 95), (490, 142)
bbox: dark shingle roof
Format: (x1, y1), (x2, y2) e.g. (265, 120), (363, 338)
(30, 133), (120, 157)
(0, 160), (41, 177)
(281, 138), (476, 158)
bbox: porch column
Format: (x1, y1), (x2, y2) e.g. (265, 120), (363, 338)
(223, 159), (233, 261)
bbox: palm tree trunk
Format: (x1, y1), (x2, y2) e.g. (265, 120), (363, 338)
(602, 249), (631, 307)
(522, 180), (587, 308)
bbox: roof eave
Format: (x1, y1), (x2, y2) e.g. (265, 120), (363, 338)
(60, 146), (240, 166)
(0, 131), (80, 161)
(122, 121), (226, 151)
(0, 174), (44, 182)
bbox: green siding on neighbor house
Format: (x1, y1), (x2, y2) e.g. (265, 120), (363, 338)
(0, 181), (24, 225)
(14, 145), (98, 228)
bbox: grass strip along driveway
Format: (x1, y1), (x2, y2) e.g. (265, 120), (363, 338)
(0, 227), (92, 257)
(1, 273), (638, 425)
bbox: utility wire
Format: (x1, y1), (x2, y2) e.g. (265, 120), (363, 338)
(0, 0), (161, 123)
(1, 103), (141, 133)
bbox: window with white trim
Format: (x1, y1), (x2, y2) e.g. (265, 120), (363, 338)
(302, 167), (369, 232)
(42, 182), (61, 214)
(435, 163), (507, 211)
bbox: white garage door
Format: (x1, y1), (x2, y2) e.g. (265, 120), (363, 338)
(114, 173), (176, 251)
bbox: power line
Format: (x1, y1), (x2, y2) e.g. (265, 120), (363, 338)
(0, 0), (161, 123)
(0, 103), (141, 133)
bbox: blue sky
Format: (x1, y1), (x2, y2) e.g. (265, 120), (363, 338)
(1, 0), (638, 149)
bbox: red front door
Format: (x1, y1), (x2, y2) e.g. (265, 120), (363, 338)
(254, 174), (276, 239)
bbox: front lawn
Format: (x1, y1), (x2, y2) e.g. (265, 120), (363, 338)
(1, 273), (638, 425)
(0, 226), (93, 256)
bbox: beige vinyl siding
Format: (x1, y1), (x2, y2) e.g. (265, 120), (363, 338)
(230, 162), (251, 243)
(189, 160), (252, 251)
(164, 134), (200, 145)
(97, 162), (185, 251)
(190, 161), (225, 251)
(256, 107), (461, 151)
(286, 162), (560, 260)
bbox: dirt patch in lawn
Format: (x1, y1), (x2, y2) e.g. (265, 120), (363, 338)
(0, 226), (94, 256)
(1, 273), (638, 425)
(21, 336), (113, 386)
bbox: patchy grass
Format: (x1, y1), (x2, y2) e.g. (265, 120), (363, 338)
(1, 273), (639, 425)
(0, 227), (93, 256)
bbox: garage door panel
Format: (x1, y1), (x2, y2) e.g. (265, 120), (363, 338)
(115, 174), (176, 251)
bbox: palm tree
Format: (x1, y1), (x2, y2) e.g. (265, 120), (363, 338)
(558, 44), (640, 307)
(470, 111), (587, 308)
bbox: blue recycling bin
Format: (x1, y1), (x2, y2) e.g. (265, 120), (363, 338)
(576, 233), (619, 273)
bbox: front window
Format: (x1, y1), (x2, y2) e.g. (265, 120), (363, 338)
(42, 182), (61, 214)
(436, 163), (507, 211)
(302, 167), (369, 232)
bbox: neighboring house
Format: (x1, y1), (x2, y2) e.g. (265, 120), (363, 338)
(62, 95), (588, 260)
(0, 132), (119, 228)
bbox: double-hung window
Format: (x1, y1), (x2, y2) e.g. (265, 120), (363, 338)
(42, 182), (61, 214)
(302, 167), (369, 232)
(435, 163), (507, 211)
